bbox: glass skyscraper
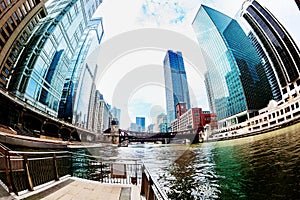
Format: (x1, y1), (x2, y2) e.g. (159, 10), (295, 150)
(164, 50), (191, 125)
(8, 0), (102, 117)
(192, 5), (273, 125)
(58, 18), (103, 128)
(247, 31), (282, 101)
(241, 0), (300, 100)
(136, 117), (145, 132)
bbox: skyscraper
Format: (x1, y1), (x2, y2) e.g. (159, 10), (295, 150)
(136, 117), (145, 132)
(8, 0), (102, 117)
(192, 5), (273, 126)
(164, 50), (191, 125)
(0, 0), (47, 88)
(247, 31), (282, 101)
(58, 18), (103, 126)
(241, 0), (300, 101)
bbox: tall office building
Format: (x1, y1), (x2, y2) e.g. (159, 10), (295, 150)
(247, 31), (282, 101)
(155, 113), (168, 133)
(241, 0), (300, 101)
(58, 18), (103, 127)
(0, 0), (47, 88)
(8, 0), (102, 117)
(111, 106), (121, 126)
(136, 117), (145, 132)
(192, 5), (273, 126)
(164, 50), (191, 125)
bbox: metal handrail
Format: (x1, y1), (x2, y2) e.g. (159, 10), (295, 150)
(143, 163), (169, 200)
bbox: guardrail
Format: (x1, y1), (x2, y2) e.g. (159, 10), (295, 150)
(141, 164), (169, 200)
(71, 153), (168, 200)
(0, 144), (168, 199)
(0, 146), (71, 195)
(71, 153), (142, 185)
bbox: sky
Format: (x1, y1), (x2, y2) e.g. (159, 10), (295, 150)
(86, 0), (300, 129)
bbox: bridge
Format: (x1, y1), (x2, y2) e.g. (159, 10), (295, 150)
(0, 89), (97, 143)
(118, 129), (202, 145)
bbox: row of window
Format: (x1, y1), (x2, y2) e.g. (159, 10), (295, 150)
(0, 0), (38, 51)
(1, 10), (44, 85)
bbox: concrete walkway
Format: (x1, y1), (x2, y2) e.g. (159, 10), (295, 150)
(0, 182), (13, 200)
(10, 177), (141, 200)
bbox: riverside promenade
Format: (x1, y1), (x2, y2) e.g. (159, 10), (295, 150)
(6, 177), (141, 200)
(0, 142), (167, 200)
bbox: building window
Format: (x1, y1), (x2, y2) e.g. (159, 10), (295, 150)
(4, 67), (9, 74)
(13, 12), (20, 24)
(28, 0), (35, 7)
(25, 0), (31, 10)
(0, 27), (8, 40)
(22, 4), (28, 15)
(23, 30), (29, 39)
(19, 36), (25, 44)
(6, 59), (12, 67)
(17, 7), (24, 19)
(1, 1), (6, 10)
(9, 53), (15, 61)
(1, 75), (6, 81)
(8, 17), (16, 29)
(4, 22), (12, 35)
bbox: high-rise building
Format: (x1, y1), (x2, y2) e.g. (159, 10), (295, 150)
(164, 50), (191, 125)
(136, 117), (145, 132)
(241, 0), (300, 102)
(155, 113), (168, 133)
(171, 108), (217, 132)
(247, 31), (282, 101)
(192, 5), (273, 127)
(97, 97), (111, 133)
(58, 18), (103, 125)
(0, 0), (47, 87)
(111, 107), (121, 126)
(176, 102), (187, 119)
(7, 0), (102, 117)
(129, 123), (137, 132)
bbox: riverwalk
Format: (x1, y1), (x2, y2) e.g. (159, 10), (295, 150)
(5, 177), (140, 200)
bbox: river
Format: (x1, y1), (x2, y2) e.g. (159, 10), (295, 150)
(80, 122), (300, 200)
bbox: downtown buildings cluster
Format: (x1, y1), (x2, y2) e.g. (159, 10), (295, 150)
(192, 0), (300, 137)
(0, 0), (120, 138)
(0, 0), (300, 140)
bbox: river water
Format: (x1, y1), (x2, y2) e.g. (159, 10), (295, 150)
(80, 122), (300, 200)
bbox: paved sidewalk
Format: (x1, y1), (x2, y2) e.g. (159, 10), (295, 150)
(0, 182), (13, 200)
(13, 177), (141, 200)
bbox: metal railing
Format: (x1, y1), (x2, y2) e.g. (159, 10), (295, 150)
(71, 153), (168, 200)
(141, 164), (169, 200)
(71, 153), (142, 185)
(0, 144), (168, 199)
(0, 145), (72, 195)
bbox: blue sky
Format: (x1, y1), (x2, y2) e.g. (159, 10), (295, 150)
(88, 0), (300, 129)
